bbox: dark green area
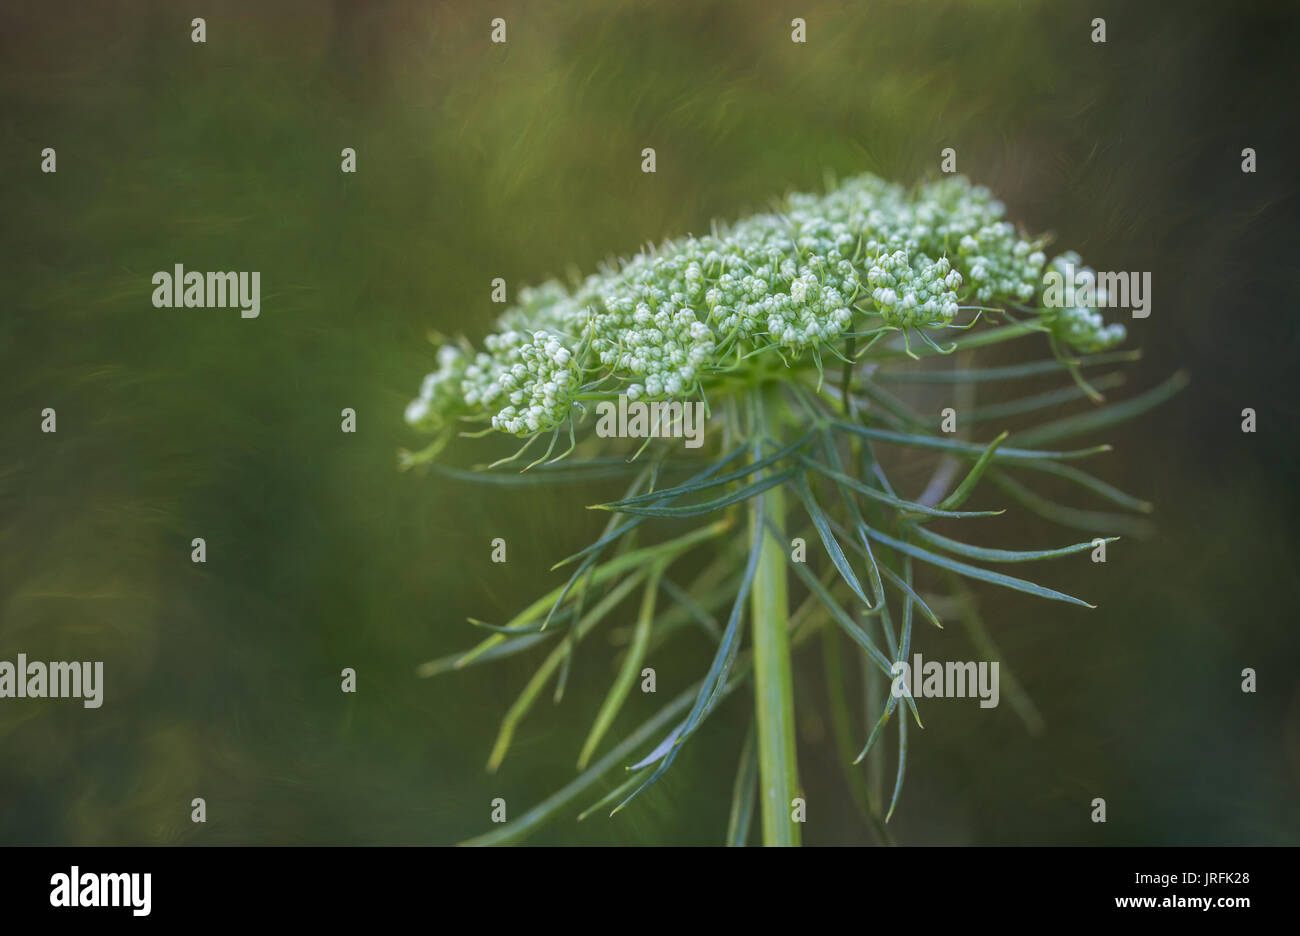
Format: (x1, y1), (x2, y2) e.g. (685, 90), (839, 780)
(1, 0), (1297, 844)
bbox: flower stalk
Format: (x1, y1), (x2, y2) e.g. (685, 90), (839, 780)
(749, 385), (800, 846)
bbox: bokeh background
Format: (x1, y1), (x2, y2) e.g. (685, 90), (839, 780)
(2, 0), (1297, 845)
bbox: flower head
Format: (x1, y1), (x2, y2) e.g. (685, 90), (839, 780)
(407, 174), (1126, 437)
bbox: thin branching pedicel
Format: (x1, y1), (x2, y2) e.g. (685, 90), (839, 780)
(404, 173), (1181, 845)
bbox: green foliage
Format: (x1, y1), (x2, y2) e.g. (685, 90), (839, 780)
(405, 173), (1180, 845)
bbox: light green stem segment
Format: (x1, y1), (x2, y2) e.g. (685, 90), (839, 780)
(749, 400), (801, 846)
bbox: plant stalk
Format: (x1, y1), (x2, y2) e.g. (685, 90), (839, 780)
(749, 390), (801, 846)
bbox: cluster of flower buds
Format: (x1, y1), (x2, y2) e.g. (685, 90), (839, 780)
(866, 249), (963, 326)
(406, 173), (1126, 438)
(1040, 252), (1129, 353)
(404, 344), (468, 431)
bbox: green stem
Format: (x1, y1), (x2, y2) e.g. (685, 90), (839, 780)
(749, 389), (801, 846)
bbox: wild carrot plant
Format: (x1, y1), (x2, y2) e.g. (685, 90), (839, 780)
(403, 173), (1183, 845)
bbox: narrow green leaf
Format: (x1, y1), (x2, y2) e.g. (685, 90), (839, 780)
(853, 691), (899, 764)
(577, 563), (665, 769)
(553, 562), (597, 702)
(861, 526), (1095, 608)
(454, 518), (729, 669)
(895, 555), (923, 730)
(853, 378), (927, 430)
(791, 472), (876, 609)
(912, 525), (1118, 563)
(577, 770), (648, 822)
(486, 572), (648, 772)
(628, 722), (684, 772)
(552, 446), (750, 569)
(1010, 459), (1153, 513)
(785, 513), (922, 729)
(989, 469), (1155, 538)
(611, 488), (767, 814)
(428, 461), (648, 486)
(595, 470), (796, 519)
(550, 519), (640, 570)
(467, 616), (569, 635)
(831, 422), (1111, 462)
(785, 543), (894, 675)
(1010, 370), (1189, 446)
(814, 430), (894, 645)
(938, 431), (1008, 510)
(965, 372), (1127, 424)
(604, 432), (814, 508)
(867, 322), (1041, 361)
(886, 696), (908, 822)
(545, 466), (654, 629)
(461, 681), (699, 845)
(415, 630), (553, 678)
(948, 321), (1043, 350)
(878, 563), (942, 629)
(802, 456), (1004, 519)
(873, 349), (1142, 383)
(726, 724), (759, 846)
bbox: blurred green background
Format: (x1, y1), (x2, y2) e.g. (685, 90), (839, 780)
(2, 0), (1297, 845)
